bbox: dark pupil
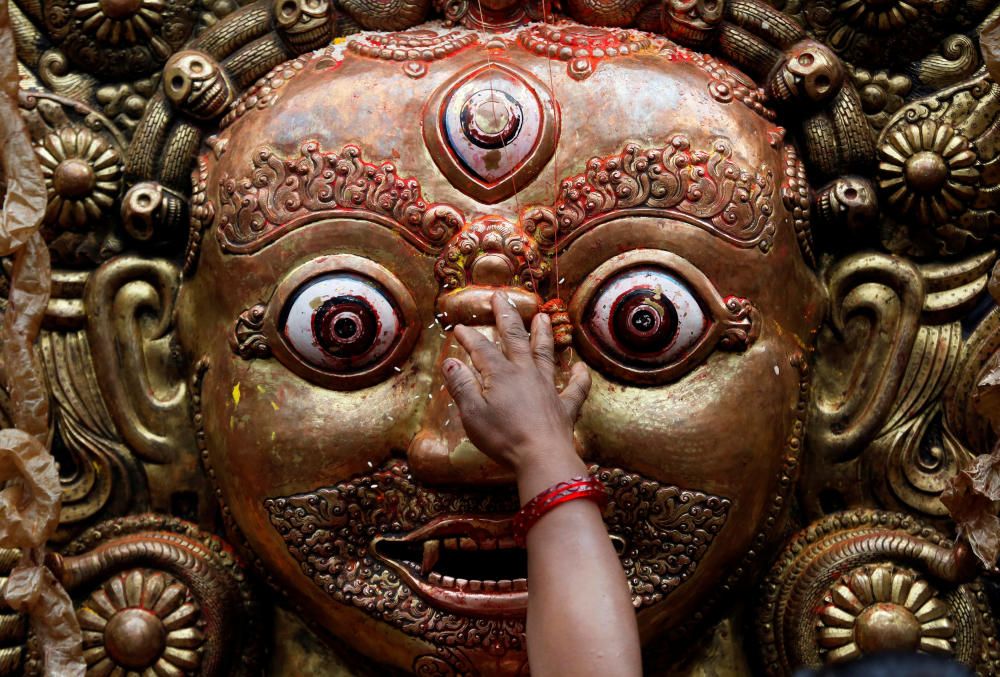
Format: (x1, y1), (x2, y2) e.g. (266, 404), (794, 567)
(312, 295), (378, 358)
(611, 289), (679, 353)
(631, 309), (656, 332)
(334, 317), (358, 339)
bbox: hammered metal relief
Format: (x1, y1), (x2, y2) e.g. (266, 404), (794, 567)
(5, 0), (1000, 673)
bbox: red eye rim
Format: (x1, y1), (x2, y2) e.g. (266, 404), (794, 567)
(569, 249), (757, 385)
(263, 254), (419, 390)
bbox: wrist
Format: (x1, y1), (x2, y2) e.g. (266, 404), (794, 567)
(515, 450), (589, 507)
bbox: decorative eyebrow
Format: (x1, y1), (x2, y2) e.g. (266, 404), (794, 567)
(520, 134), (777, 254)
(215, 141), (463, 255)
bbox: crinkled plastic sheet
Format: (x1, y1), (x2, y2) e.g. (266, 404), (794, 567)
(982, 13), (1000, 85)
(0, 0), (85, 672)
(942, 348), (1000, 571)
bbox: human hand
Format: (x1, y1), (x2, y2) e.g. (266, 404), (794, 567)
(441, 292), (591, 480)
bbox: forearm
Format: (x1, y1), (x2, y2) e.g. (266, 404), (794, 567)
(519, 452), (642, 677)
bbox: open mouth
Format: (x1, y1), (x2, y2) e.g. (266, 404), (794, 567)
(372, 515), (528, 617)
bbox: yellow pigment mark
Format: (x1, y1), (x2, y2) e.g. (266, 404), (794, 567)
(232, 383), (241, 407)
(333, 36), (346, 44)
(270, 401), (279, 411)
(257, 385), (266, 393)
(229, 415), (235, 430)
(309, 296), (323, 310)
(271, 431), (276, 441)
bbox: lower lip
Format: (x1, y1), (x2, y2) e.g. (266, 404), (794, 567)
(372, 516), (529, 617)
(384, 563), (528, 617)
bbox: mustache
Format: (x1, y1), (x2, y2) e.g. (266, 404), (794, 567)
(264, 459), (732, 616)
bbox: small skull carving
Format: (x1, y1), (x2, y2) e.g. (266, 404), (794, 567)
(121, 181), (185, 242)
(273, 0), (334, 53)
(815, 177), (879, 233)
(769, 39), (844, 104)
(661, 0), (723, 46)
(163, 50), (233, 120)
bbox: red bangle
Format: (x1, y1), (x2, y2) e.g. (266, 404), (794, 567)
(512, 475), (609, 547)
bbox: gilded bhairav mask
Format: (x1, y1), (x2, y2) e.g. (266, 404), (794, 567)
(5, 0), (1000, 674)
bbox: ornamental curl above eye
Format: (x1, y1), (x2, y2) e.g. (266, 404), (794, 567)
(282, 274), (402, 372)
(569, 250), (760, 385)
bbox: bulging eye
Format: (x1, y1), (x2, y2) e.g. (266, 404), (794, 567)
(585, 268), (708, 367)
(281, 273), (402, 372)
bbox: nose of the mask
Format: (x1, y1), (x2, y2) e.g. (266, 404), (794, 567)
(406, 287), (539, 486)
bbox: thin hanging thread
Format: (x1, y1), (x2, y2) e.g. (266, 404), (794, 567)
(471, 0), (522, 216)
(540, 0), (562, 302)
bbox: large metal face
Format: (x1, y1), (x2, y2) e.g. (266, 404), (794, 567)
(175, 25), (825, 673)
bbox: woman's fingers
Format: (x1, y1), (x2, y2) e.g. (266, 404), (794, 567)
(453, 324), (504, 376)
(529, 312), (555, 382)
(442, 358), (486, 414)
(560, 361), (592, 420)
(492, 292), (532, 364)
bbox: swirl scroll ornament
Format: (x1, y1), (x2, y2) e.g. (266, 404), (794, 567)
(521, 136), (775, 253)
(264, 461), (729, 650)
(216, 142), (464, 254)
(433, 217), (549, 292)
(878, 74), (1000, 258)
(231, 304), (271, 359)
(755, 510), (997, 676)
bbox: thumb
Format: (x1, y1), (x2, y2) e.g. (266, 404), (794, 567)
(442, 358), (485, 415)
(560, 362), (592, 421)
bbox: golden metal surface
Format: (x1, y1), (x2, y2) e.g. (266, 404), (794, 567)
(4, 0), (1000, 674)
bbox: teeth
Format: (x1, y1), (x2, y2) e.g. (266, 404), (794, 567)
(469, 580), (482, 592)
(443, 538), (459, 550)
(480, 538), (498, 550)
(498, 580), (512, 592)
(456, 578), (468, 589)
(498, 536), (516, 549)
(459, 537), (477, 551)
(441, 575), (456, 588)
(513, 578), (527, 591)
(428, 572), (442, 584)
(422, 540), (440, 575)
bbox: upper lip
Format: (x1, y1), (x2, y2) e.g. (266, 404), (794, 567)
(372, 514), (528, 617)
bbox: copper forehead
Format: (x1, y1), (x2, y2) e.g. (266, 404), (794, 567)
(195, 24), (795, 279)
(212, 135), (778, 256)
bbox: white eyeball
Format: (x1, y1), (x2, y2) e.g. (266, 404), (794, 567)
(585, 267), (707, 367)
(281, 273), (403, 372)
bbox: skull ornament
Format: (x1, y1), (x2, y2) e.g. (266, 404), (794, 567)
(120, 181), (186, 242)
(273, 0), (334, 53)
(768, 39), (845, 104)
(661, 0), (724, 46)
(162, 50), (234, 120)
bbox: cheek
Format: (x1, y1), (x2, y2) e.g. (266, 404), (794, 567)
(574, 325), (806, 504)
(198, 346), (430, 501)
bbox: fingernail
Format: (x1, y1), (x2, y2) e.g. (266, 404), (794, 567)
(540, 313), (551, 326)
(443, 358), (460, 373)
